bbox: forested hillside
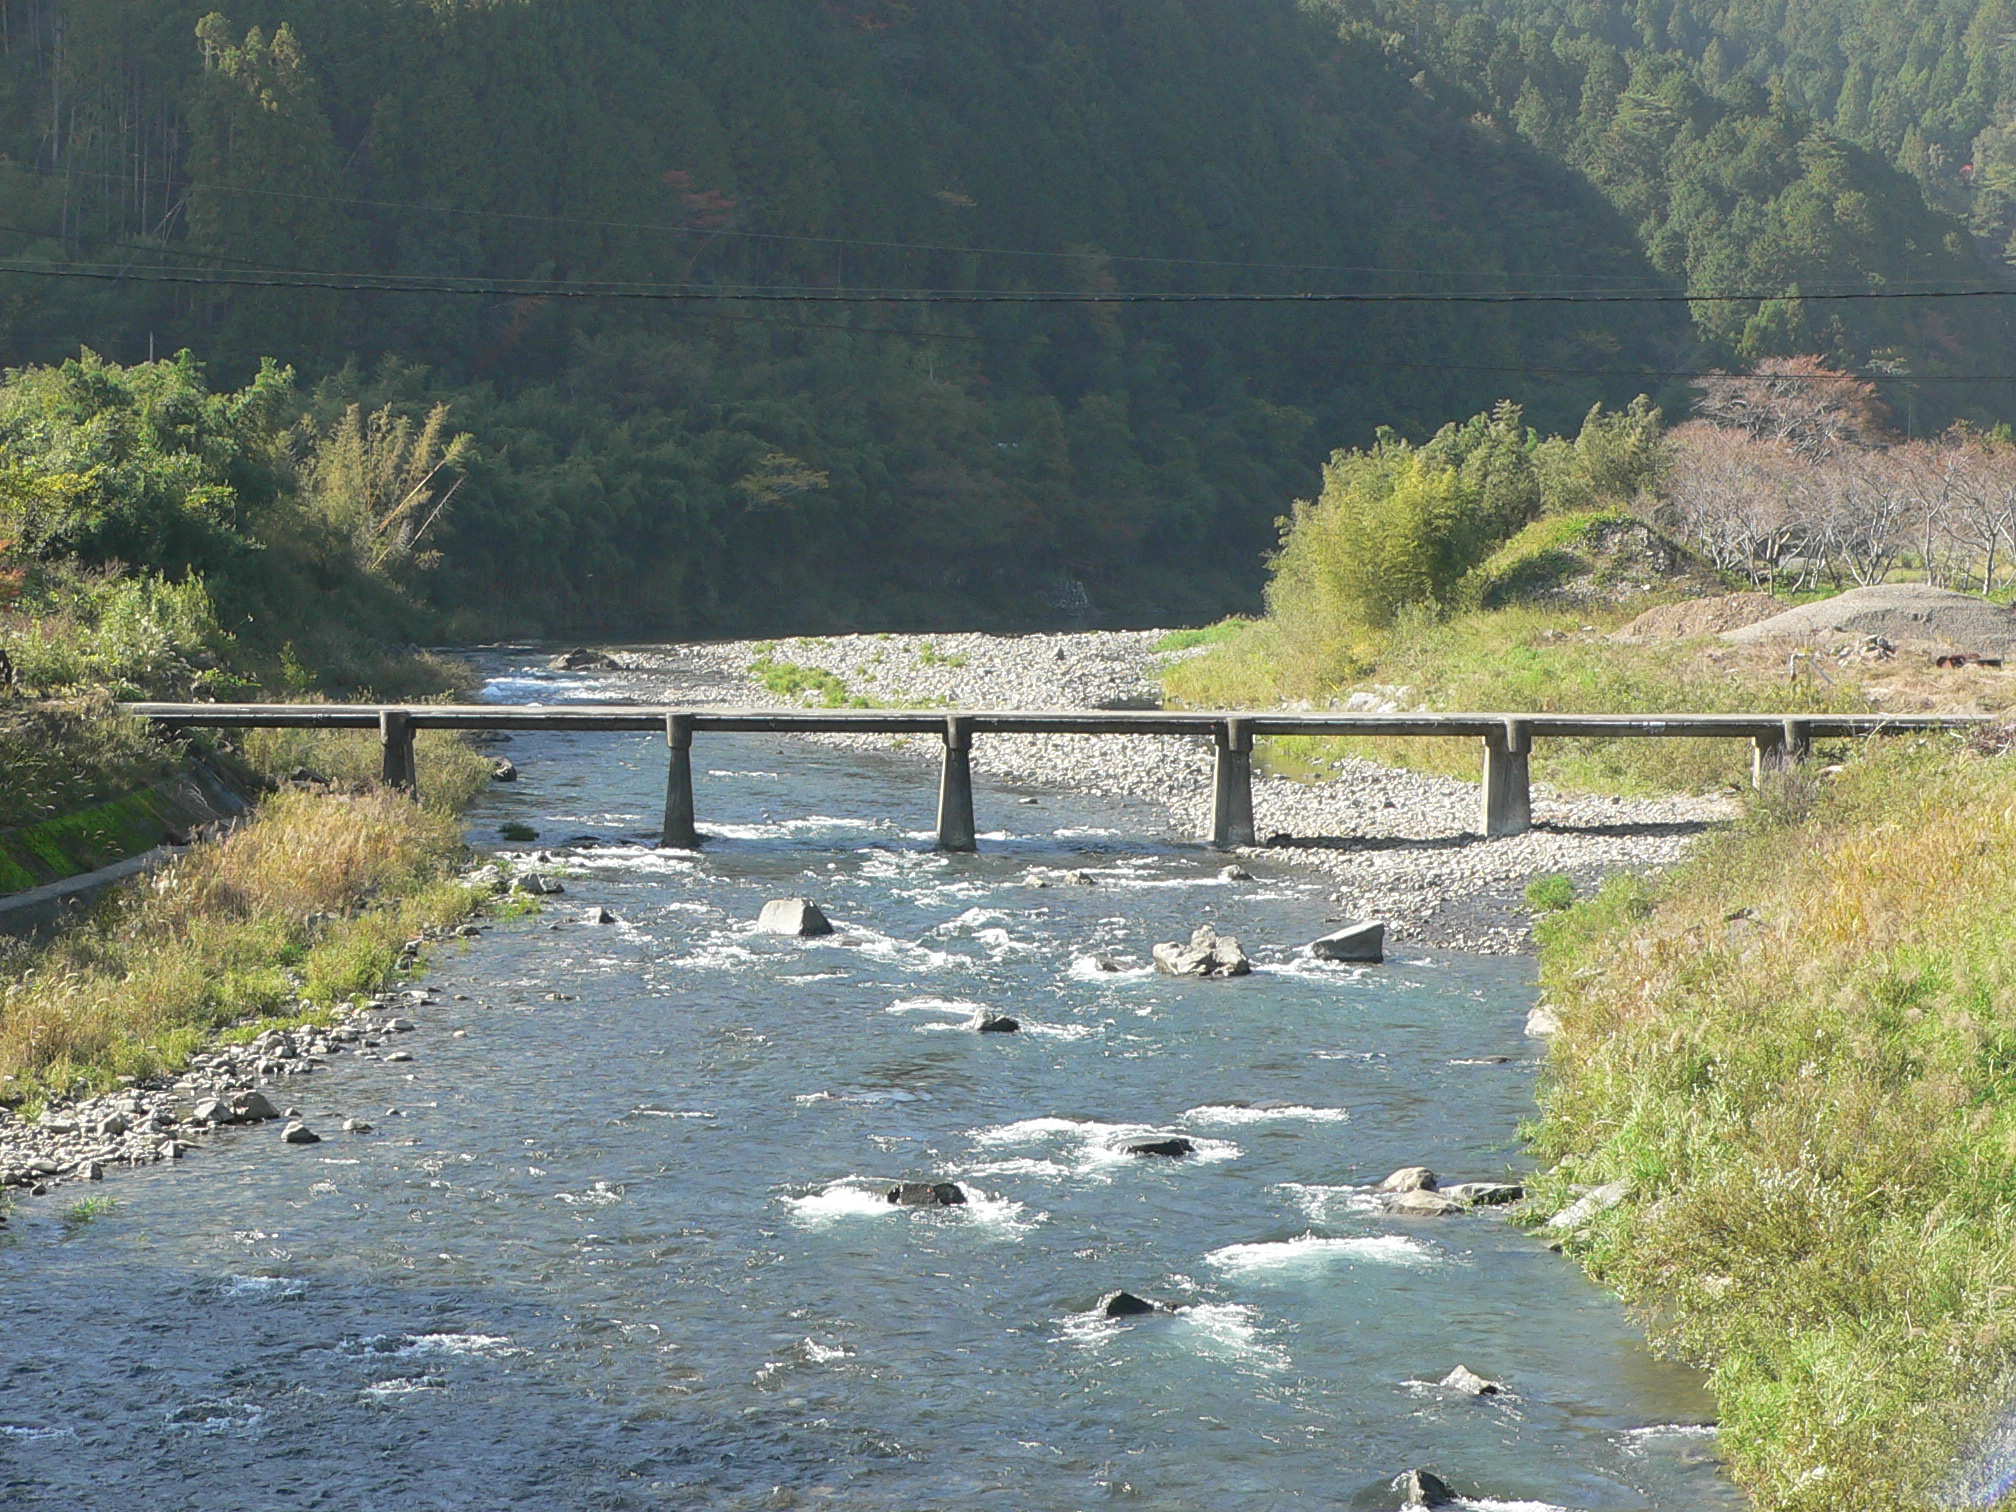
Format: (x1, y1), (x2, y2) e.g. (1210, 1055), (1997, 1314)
(0, 0), (2004, 633)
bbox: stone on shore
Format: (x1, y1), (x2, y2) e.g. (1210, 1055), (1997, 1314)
(887, 1181), (967, 1207)
(1525, 1003), (1562, 1037)
(1439, 1364), (1502, 1396)
(1548, 1178), (1632, 1231)
(1152, 925), (1251, 978)
(1310, 920), (1385, 963)
(1394, 1467), (1458, 1507)
(1378, 1166), (1437, 1192)
(511, 874), (565, 896)
(281, 1122), (322, 1145)
(1126, 1138), (1195, 1158)
(758, 898), (834, 937)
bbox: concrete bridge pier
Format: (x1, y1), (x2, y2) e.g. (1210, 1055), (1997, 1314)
(1751, 717), (1813, 787)
(1481, 718), (1532, 836)
(1210, 717), (1256, 849)
(379, 709), (418, 796)
(937, 715), (977, 852)
(662, 713), (699, 848)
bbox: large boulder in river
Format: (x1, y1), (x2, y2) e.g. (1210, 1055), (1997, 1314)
(1393, 1467), (1458, 1507)
(550, 646), (623, 670)
(758, 898), (834, 937)
(1378, 1166), (1437, 1192)
(1098, 1290), (1168, 1317)
(229, 1090), (280, 1123)
(1152, 925), (1250, 978)
(887, 1181), (967, 1207)
(1127, 1138), (1195, 1158)
(1310, 920), (1385, 963)
(1443, 1181), (1524, 1206)
(1438, 1364), (1502, 1396)
(1386, 1189), (1466, 1216)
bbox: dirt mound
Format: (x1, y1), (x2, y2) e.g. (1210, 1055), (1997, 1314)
(1473, 515), (1723, 610)
(1721, 584), (2016, 656)
(1612, 592), (1782, 640)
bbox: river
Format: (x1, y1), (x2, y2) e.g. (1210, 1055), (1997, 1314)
(0, 652), (1738, 1510)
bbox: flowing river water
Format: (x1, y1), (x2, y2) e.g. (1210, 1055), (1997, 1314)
(0, 653), (1740, 1510)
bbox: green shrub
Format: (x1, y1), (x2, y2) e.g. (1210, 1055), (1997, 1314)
(1524, 873), (1577, 911)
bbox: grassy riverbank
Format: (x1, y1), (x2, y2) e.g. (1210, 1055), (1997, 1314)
(1528, 731), (2016, 1510)
(0, 787), (487, 1113)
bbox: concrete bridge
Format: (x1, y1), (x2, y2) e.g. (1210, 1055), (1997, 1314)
(121, 704), (1984, 852)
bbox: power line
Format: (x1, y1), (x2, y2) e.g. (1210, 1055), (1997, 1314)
(0, 255), (2010, 306)
(1, 160), (1689, 288)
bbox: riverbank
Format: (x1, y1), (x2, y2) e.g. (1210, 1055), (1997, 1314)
(1527, 729), (2016, 1511)
(622, 630), (1735, 953)
(0, 789), (504, 1203)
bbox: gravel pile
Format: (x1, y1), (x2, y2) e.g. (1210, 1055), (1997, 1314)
(631, 631), (1735, 954)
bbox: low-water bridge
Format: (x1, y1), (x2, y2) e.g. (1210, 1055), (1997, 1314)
(121, 703), (1985, 851)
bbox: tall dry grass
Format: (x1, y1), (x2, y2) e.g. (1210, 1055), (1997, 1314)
(1532, 736), (2016, 1509)
(0, 790), (476, 1109)
(240, 725), (492, 813)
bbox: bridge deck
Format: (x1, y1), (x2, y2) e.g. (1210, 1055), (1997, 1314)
(121, 703), (1979, 739)
(117, 702), (1990, 851)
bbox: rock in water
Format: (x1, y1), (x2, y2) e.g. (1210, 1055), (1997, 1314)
(1151, 925), (1251, 978)
(490, 758), (518, 782)
(549, 646), (622, 670)
(1126, 1138), (1195, 1158)
(1386, 1189), (1466, 1216)
(230, 1090), (280, 1123)
(972, 1013), (1020, 1034)
(280, 1122), (322, 1145)
(757, 898), (834, 937)
(511, 874), (565, 896)
(1439, 1364), (1502, 1396)
(1394, 1467), (1457, 1507)
(1378, 1166), (1438, 1192)
(587, 906), (618, 925)
(1218, 864), (1254, 882)
(887, 1181), (967, 1207)
(1098, 1290), (1163, 1317)
(342, 1118), (374, 1134)
(1310, 920), (1385, 963)
(1442, 1181), (1524, 1206)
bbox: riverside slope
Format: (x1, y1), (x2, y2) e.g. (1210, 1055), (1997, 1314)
(624, 631), (1735, 954)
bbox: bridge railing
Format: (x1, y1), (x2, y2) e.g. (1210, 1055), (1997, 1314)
(118, 703), (1988, 851)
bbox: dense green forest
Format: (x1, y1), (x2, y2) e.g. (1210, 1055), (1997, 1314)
(0, 0), (2005, 633)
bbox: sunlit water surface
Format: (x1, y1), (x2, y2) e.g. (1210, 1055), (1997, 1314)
(0, 654), (1738, 1510)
